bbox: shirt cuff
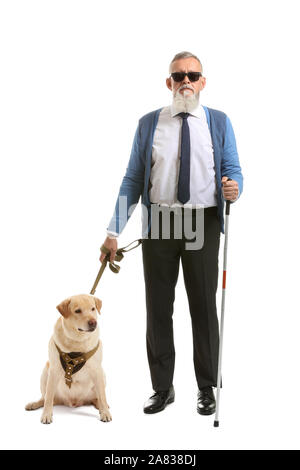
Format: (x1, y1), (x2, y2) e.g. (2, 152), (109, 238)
(106, 230), (119, 239)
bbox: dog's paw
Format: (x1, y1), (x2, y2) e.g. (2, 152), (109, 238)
(41, 410), (53, 424)
(100, 409), (112, 422)
(25, 400), (43, 411)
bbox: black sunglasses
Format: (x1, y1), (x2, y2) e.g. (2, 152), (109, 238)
(170, 72), (202, 82)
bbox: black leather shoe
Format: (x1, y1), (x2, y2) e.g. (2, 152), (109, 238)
(143, 385), (175, 414)
(197, 386), (216, 415)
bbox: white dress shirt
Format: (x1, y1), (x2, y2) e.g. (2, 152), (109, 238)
(149, 102), (218, 208)
(107, 102), (218, 238)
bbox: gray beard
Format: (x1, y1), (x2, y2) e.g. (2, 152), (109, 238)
(172, 88), (200, 114)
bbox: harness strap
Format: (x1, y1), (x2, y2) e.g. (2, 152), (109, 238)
(55, 341), (100, 388)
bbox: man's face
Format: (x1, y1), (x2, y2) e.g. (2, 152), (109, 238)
(166, 57), (206, 97)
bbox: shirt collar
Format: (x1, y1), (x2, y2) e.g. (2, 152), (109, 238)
(170, 101), (205, 120)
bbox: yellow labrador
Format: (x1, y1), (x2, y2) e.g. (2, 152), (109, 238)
(25, 294), (111, 424)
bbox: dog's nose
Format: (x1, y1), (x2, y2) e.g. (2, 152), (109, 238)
(88, 319), (97, 330)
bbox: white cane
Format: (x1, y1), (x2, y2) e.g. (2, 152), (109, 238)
(214, 186), (232, 428)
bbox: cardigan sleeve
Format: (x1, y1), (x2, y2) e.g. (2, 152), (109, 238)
(107, 122), (145, 235)
(221, 116), (243, 200)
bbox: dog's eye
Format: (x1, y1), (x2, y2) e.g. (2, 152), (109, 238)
(75, 309), (82, 314)
(92, 307), (95, 311)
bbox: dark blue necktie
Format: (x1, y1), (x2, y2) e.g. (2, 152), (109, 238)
(177, 112), (190, 204)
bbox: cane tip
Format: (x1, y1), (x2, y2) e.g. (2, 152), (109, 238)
(214, 420), (219, 427)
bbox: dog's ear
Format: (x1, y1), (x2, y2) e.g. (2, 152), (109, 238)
(94, 297), (102, 314)
(56, 298), (71, 318)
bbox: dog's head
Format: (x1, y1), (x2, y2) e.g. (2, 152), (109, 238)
(56, 294), (102, 334)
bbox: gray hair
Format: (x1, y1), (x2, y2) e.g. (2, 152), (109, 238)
(169, 51), (203, 74)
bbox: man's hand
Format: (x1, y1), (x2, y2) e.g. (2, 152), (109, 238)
(99, 237), (118, 264)
(222, 177), (239, 202)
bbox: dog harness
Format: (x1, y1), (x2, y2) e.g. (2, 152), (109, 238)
(55, 341), (100, 389)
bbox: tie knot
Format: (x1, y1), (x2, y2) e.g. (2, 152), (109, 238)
(177, 112), (190, 120)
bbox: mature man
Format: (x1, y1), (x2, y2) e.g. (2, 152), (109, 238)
(100, 52), (243, 416)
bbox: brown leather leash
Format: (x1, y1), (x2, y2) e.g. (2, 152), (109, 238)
(90, 239), (143, 295)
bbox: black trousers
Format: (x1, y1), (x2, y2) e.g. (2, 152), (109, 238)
(142, 206), (221, 391)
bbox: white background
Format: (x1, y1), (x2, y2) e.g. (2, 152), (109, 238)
(1, 0), (299, 451)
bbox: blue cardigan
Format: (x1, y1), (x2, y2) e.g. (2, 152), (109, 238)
(107, 106), (243, 235)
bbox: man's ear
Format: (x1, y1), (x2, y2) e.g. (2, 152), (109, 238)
(166, 77), (172, 91)
(199, 76), (206, 91)
(56, 298), (71, 318)
(94, 297), (102, 314)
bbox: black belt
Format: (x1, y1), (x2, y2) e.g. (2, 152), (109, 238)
(150, 204), (218, 215)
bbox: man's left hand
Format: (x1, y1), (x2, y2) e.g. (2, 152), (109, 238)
(221, 176), (239, 202)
